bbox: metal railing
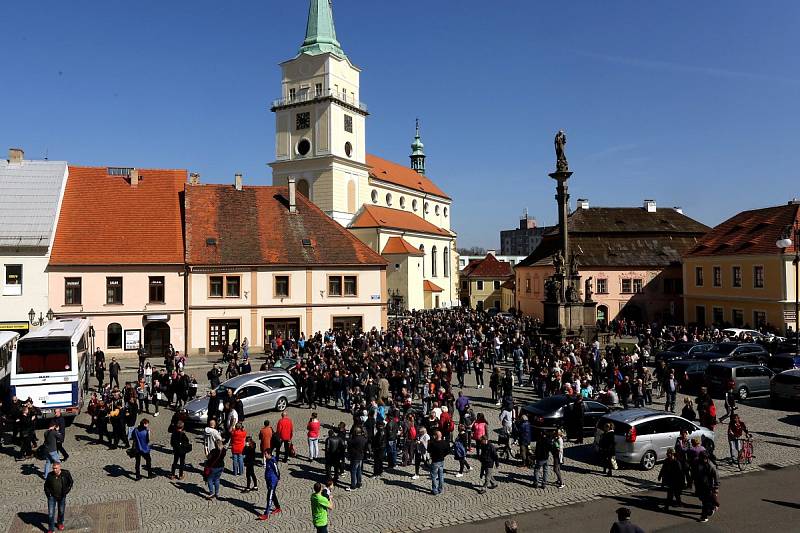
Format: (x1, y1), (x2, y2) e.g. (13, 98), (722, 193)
(271, 88), (368, 112)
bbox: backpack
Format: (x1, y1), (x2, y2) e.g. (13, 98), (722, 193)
(454, 440), (466, 459)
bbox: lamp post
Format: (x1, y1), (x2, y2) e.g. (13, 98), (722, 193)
(777, 225), (800, 356)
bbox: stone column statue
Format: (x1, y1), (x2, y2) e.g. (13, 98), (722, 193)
(584, 276), (594, 302)
(555, 130), (568, 172)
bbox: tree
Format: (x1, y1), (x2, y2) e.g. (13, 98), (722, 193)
(457, 246), (486, 256)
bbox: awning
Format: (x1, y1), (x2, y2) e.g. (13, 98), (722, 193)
(423, 280), (444, 292)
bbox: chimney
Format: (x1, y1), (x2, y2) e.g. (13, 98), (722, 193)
(644, 199), (656, 213)
(189, 172), (200, 185)
(576, 198), (590, 210)
(673, 206), (683, 214)
(234, 173), (243, 191)
(288, 177), (297, 214)
(130, 168), (140, 188)
(8, 148), (24, 163)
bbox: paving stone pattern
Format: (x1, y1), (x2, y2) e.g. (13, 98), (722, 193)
(2, 359), (799, 533)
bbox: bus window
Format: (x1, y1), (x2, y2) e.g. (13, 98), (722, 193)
(16, 340), (71, 374)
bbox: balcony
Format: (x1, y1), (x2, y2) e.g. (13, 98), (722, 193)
(271, 88), (368, 114)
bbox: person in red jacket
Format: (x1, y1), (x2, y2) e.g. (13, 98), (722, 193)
(230, 423), (248, 478)
(307, 412), (321, 462)
(275, 412), (294, 463)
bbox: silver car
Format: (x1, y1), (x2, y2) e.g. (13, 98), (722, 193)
(185, 370), (298, 424)
(594, 408), (714, 470)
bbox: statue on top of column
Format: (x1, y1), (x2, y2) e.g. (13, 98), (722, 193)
(555, 130), (569, 172)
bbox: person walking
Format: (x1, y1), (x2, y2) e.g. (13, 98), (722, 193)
(243, 436), (259, 492)
(259, 420), (273, 462)
(477, 435), (499, 493)
(658, 448), (685, 511)
(95, 358), (106, 391)
(551, 429), (565, 488)
(346, 426), (367, 491)
(204, 439), (226, 500)
(53, 409), (69, 462)
(311, 481), (333, 533)
(453, 426), (470, 477)
(44, 462), (73, 533)
(132, 419), (153, 480)
(257, 448), (281, 520)
(169, 420), (191, 480)
(695, 451), (719, 522)
(428, 430), (449, 495)
(599, 422), (616, 477)
(719, 383), (737, 423)
(203, 419), (222, 457)
(109, 358), (121, 389)
(533, 432), (550, 488)
(42, 419), (63, 480)
(307, 412), (321, 462)
(230, 422), (247, 478)
(610, 507), (645, 533)
(275, 412), (294, 463)
(664, 369), (678, 413)
(726, 414), (750, 464)
(372, 420), (387, 477)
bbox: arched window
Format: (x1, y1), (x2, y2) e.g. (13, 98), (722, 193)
(107, 322), (122, 349)
(297, 179), (310, 197)
(431, 246), (438, 277)
(443, 247), (450, 278)
(346, 180), (356, 213)
(419, 244), (425, 277)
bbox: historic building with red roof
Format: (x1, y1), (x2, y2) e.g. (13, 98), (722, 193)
(184, 177), (387, 354)
(459, 253), (514, 311)
(269, 1), (457, 311)
(48, 166), (187, 355)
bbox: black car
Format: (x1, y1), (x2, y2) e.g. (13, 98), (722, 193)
(520, 395), (612, 435)
(668, 359), (710, 391)
(768, 353), (800, 374)
(654, 342), (714, 365)
(693, 342), (769, 364)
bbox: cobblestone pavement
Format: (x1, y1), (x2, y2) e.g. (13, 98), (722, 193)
(2, 358), (799, 533)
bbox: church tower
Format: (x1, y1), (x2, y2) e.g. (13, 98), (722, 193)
(410, 119), (426, 174)
(270, 0), (370, 227)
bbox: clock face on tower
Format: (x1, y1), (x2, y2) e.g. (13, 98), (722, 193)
(296, 112), (311, 130)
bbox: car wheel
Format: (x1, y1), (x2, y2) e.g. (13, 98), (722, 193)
(738, 386), (749, 401)
(641, 450), (657, 471)
(275, 397), (288, 412)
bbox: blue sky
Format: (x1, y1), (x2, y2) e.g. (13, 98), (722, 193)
(2, 1), (799, 248)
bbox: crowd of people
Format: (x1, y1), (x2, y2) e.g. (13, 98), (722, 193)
(0, 308), (771, 532)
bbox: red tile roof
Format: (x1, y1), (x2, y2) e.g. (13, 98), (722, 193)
(686, 203), (800, 257)
(366, 154), (450, 200)
(423, 280), (444, 292)
(185, 184), (386, 266)
(50, 167), (186, 265)
(462, 253), (513, 279)
(350, 205), (451, 236)
(381, 236), (424, 256)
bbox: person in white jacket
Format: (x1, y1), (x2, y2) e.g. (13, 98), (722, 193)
(204, 419), (223, 456)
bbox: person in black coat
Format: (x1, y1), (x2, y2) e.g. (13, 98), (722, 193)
(324, 429), (345, 483)
(372, 421), (386, 477)
(658, 448), (684, 510)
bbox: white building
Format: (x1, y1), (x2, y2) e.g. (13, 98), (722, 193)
(270, 0), (458, 311)
(0, 149), (68, 335)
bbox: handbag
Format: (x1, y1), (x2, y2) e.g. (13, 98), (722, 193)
(289, 443), (297, 458)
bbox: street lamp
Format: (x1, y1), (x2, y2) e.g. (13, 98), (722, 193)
(777, 225), (800, 356)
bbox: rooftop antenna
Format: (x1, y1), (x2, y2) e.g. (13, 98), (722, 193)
(44, 148), (49, 161)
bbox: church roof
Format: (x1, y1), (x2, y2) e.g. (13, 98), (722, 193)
(350, 205), (451, 237)
(381, 236), (424, 256)
(367, 154), (450, 200)
(298, 0), (346, 59)
(423, 280), (444, 292)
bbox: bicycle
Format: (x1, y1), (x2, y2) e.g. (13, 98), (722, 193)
(737, 436), (754, 471)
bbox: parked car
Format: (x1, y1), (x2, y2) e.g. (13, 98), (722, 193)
(693, 342), (770, 364)
(770, 369), (800, 404)
(521, 395), (614, 435)
(768, 353), (800, 374)
(668, 359), (710, 391)
(654, 342), (714, 365)
(593, 409), (714, 470)
(722, 328), (768, 341)
(185, 370), (298, 424)
(706, 362), (773, 400)
(273, 357), (298, 371)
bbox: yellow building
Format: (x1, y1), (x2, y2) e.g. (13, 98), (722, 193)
(269, 1), (457, 311)
(459, 254), (513, 311)
(683, 202), (800, 333)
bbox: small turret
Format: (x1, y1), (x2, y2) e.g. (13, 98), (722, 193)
(410, 118), (426, 174)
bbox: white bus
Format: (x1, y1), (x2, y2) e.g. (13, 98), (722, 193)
(11, 318), (92, 418)
(0, 331), (19, 400)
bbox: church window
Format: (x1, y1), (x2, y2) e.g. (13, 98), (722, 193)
(289, 88), (296, 101)
(444, 207), (448, 218)
(315, 83), (323, 97)
(297, 139), (311, 156)
(443, 247), (450, 278)
(344, 114), (353, 133)
(419, 244), (425, 276)
(385, 193), (392, 206)
(412, 199), (418, 211)
(435, 205), (440, 215)
(431, 246), (438, 277)
(399, 196), (406, 209)
(424, 202), (430, 214)
(371, 189), (378, 203)
(344, 142), (353, 158)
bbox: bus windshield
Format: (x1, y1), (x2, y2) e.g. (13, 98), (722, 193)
(16, 340), (72, 374)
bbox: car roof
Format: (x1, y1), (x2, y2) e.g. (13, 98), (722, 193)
(709, 361), (755, 368)
(222, 370), (293, 389)
(670, 359), (706, 366)
(600, 408), (668, 424)
(778, 368), (800, 376)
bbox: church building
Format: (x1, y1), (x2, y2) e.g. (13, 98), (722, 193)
(270, 0), (458, 311)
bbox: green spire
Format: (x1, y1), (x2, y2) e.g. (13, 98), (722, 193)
(410, 118), (426, 174)
(299, 0), (346, 58)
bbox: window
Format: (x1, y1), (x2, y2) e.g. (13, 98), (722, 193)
(107, 323), (122, 349)
(343, 275), (357, 296)
(754, 310), (767, 328)
(385, 193), (392, 206)
(419, 244), (425, 276)
(621, 279), (633, 294)
(344, 114), (353, 133)
(297, 139), (311, 155)
(732, 309), (744, 327)
(412, 199), (418, 211)
(732, 266), (742, 287)
(238, 385), (266, 398)
(431, 246), (438, 277)
(477, 280), (484, 291)
(399, 196), (406, 209)
(315, 83), (323, 97)
(65, 278), (82, 305)
(424, 202), (430, 214)
(3, 264), (22, 295)
(328, 276), (342, 297)
(493, 280), (501, 290)
(435, 205), (440, 215)
(596, 278), (607, 294)
(148, 276), (165, 304)
(713, 266), (721, 287)
(444, 207), (448, 218)
(753, 266), (764, 288)
(443, 247), (450, 278)
(713, 307), (724, 325)
(664, 278), (682, 295)
(695, 266), (704, 287)
(275, 276), (289, 298)
(632, 278), (643, 293)
(106, 277), (123, 304)
(332, 316), (363, 332)
(371, 189), (378, 203)
(461, 280), (468, 290)
(288, 87), (296, 101)
(209, 276), (224, 298)
(226, 276), (241, 297)
(525, 277), (531, 293)
(296, 111), (311, 130)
